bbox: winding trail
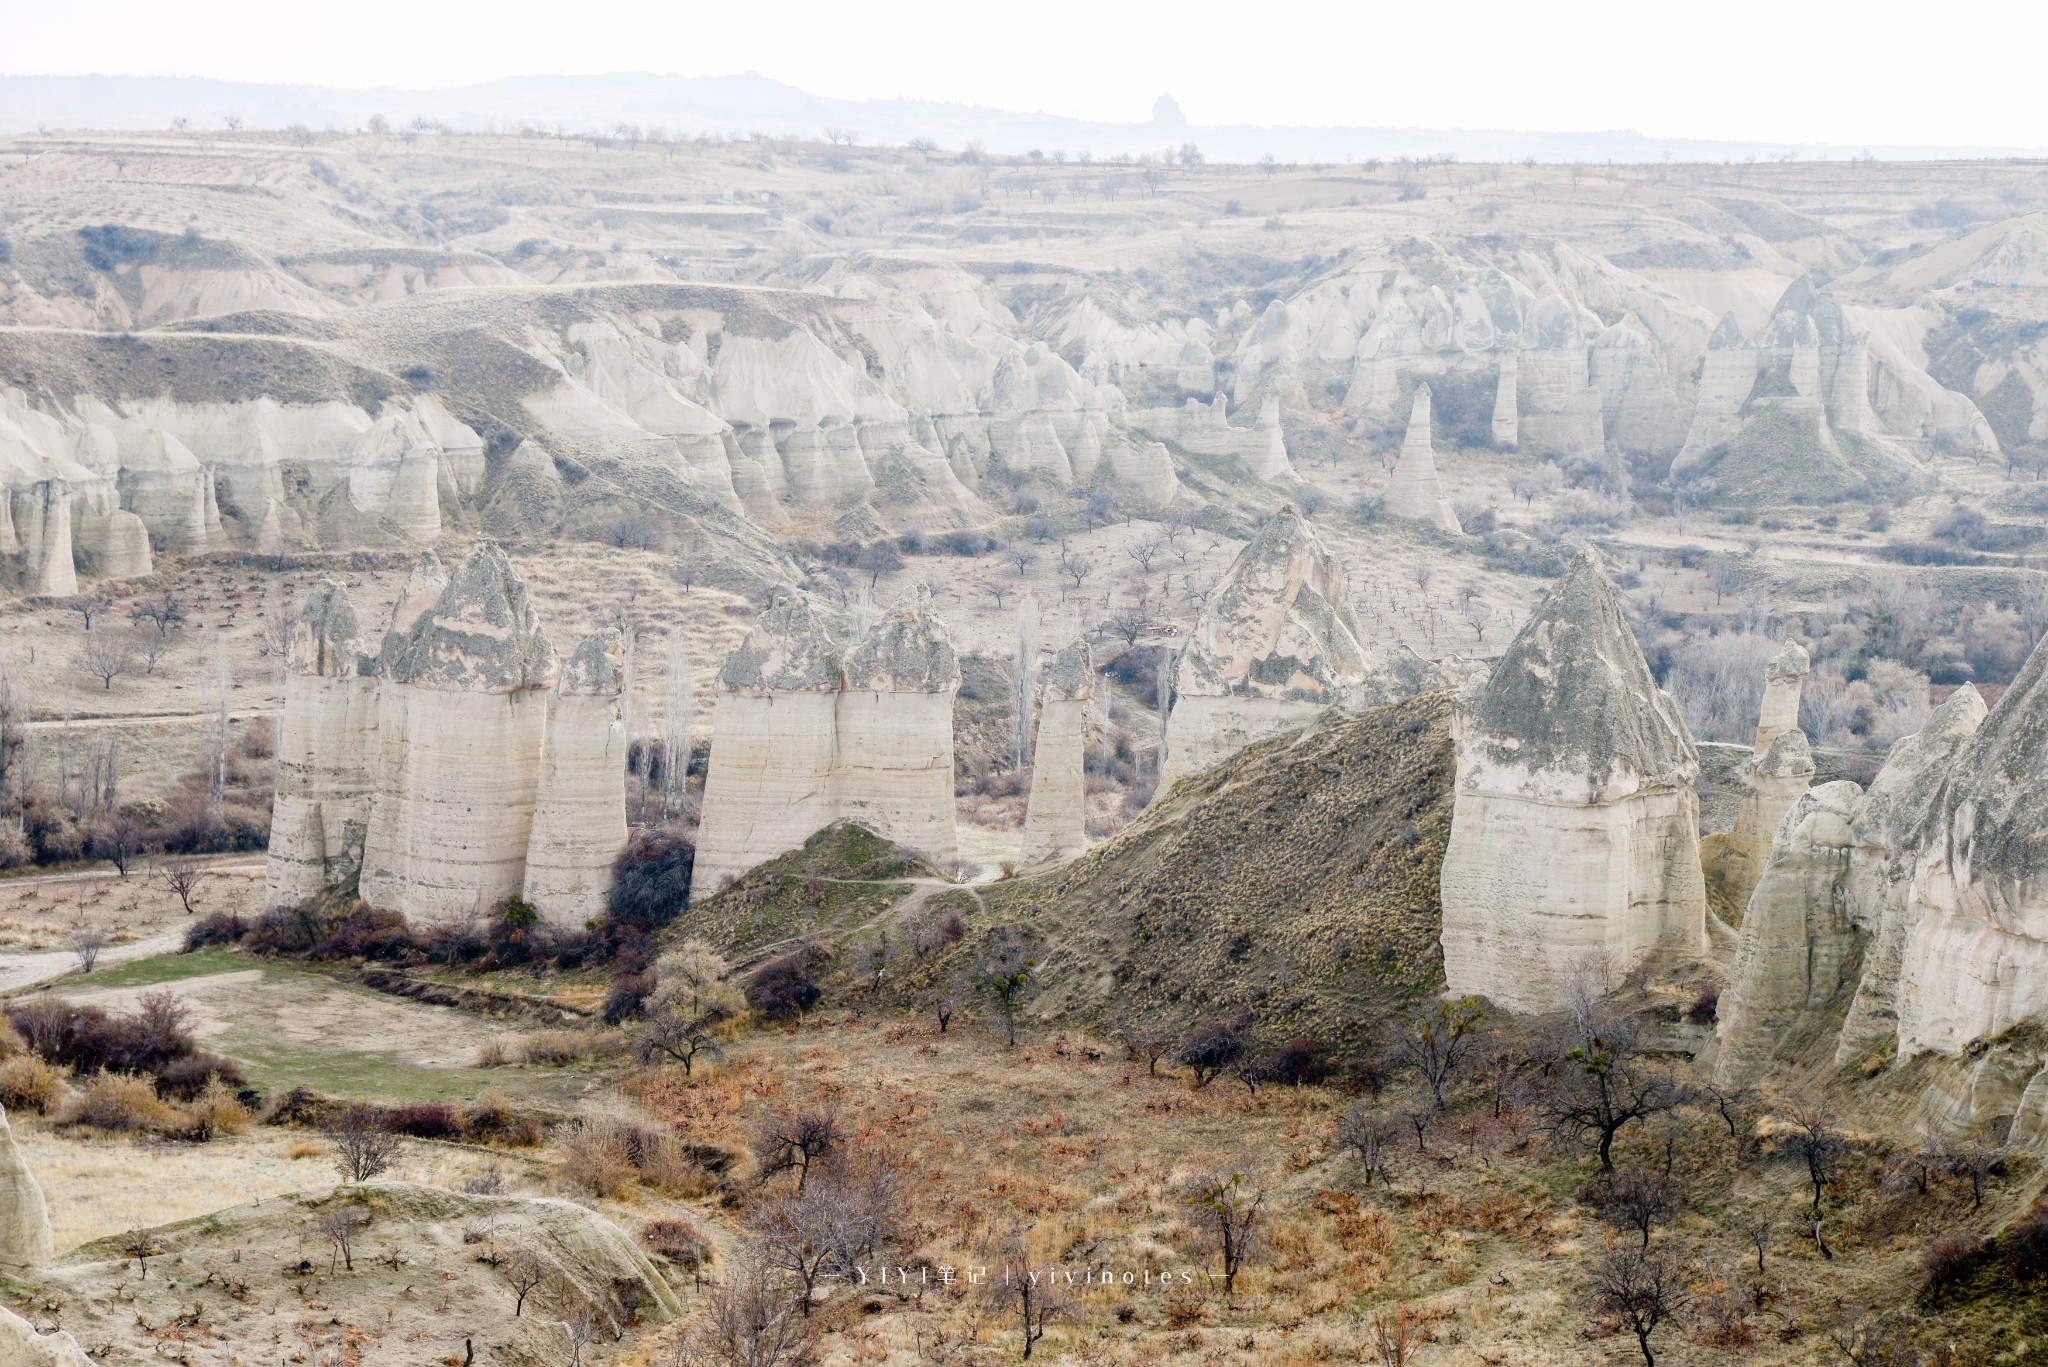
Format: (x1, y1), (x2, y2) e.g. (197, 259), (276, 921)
(723, 876), (988, 974)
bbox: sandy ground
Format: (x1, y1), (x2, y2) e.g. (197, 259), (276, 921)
(0, 856), (263, 953)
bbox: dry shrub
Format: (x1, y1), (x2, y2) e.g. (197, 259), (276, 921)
(1922, 1231), (1989, 1292)
(0, 1054), (64, 1113)
(465, 1090), (542, 1147)
(642, 1215), (713, 1271)
(558, 1122), (636, 1199)
(476, 1038), (510, 1068)
(182, 1076), (252, 1138)
(287, 1139), (327, 1160)
(63, 1071), (176, 1132)
(0, 1016), (26, 1059)
(522, 1030), (594, 1065)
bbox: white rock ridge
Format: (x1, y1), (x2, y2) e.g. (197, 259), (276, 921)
(1384, 385), (1462, 533)
(1439, 548), (1708, 1012)
(1159, 506), (1440, 788)
(1022, 639), (1093, 868)
(0, 1304), (92, 1367)
(265, 543), (629, 931)
(693, 586), (961, 901)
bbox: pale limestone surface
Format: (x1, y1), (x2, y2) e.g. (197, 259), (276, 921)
(0, 1103), (53, 1275)
(1440, 549), (1707, 1012)
(1836, 685), (1988, 1062)
(1756, 641), (1810, 752)
(1711, 781), (1865, 1087)
(522, 630), (629, 928)
(1896, 636), (2048, 1056)
(0, 1305), (91, 1367)
(1022, 638), (1092, 868)
(1719, 727), (1815, 914)
(693, 587), (961, 900)
(266, 579), (379, 907)
(360, 542), (557, 925)
(1159, 506), (1439, 787)
(1384, 385), (1461, 532)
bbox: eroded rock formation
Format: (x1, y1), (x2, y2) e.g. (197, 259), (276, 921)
(1384, 385), (1461, 532)
(1158, 506), (1439, 788)
(0, 1305), (92, 1367)
(1712, 642), (1815, 912)
(693, 586), (961, 900)
(0, 1102), (54, 1275)
(265, 543), (627, 930)
(1439, 549), (1707, 1012)
(1022, 639), (1093, 868)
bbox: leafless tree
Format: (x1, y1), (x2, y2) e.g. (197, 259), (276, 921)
(1784, 1104), (1845, 1216)
(1369, 1303), (1424, 1367)
(328, 1104), (400, 1183)
(979, 1226), (1072, 1360)
(920, 973), (969, 1033)
(982, 580), (1013, 610)
(69, 924), (110, 974)
(254, 589), (294, 658)
(1396, 996), (1485, 1110)
(1738, 1213), (1771, 1273)
(1183, 1167), (1264, 1298)
(752, 1145), (904, 1316)
(1003, 545), (1039, 577)
(751, 1107), (841, 1193)
(503, 1247), (547, 1315)
(75, 630), (139, 689)
(317, 1205), (370, 1273)
(1125, 536), (1167, 573)
(1100, 606), (1153, 648)
(1056, 548), (1094, 597)
(1601, 1143), (1685, 1250)
(1541, 1016), (1688, 1172)
(67, 588), (113, 631)
(1463, 599), (1493, 643)
(1945, 1137), (2005, 1211)
(1109, 1011), (1178, 1076)
(1336, 1101), (1396, 1188)
(91, 809), (144, 876)
(133, 589), (187, 637)
(672, 1249), (817, 1366)
(1591, 1243), (1688, 1367)
(1825, 1308), (1924, 1367)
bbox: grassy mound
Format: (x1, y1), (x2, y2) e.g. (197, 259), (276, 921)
(661, 822), (934, 961)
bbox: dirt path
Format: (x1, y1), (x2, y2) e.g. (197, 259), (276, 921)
(0, 858), (264, 888)
(22, 707), (277, 732)
(725, 876), (986, 974)
(0, 929), (185, 994)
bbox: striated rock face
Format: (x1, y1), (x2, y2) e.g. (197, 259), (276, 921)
(522, 630), (630, 928)
(1757, 641), (1810, 751)
(1896, 638), (2048, 1056)
(694, 587), (962, 900)
(267, 580), (379, 908)
(1159, 506), (1440, 788)
(1384, 385), (1462, 533)
(361, 542), (557, 925)
(1022, 639), (1093, 868)
(1439, 549), (1707, 1012)
(1719, 726), (1816, 915)
(0, 1102), (54, 1275)
(1712, 781), (1866, 1087)
(1836, 685), (1988, 1062)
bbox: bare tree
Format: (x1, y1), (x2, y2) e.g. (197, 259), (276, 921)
(132, 623), (176, 675)
(1541, 1017), (1688, 1172)
(67, 588), (113, 631)
(74, 631), (139, 689)
(254, 588), (294, 658)
(503, 1247), (547, 1316)
(1592, 1244), (1688, 1367)
(317, 1205), (371, 1273)
(1826, 1309), (1924, 1367)
(1396, 997), (1485, 1110)
(1125, 536), (1166, 573)
(672, 1249), (816, 1367)
(1004, 545), (1039, 577)
(1945, 1137), (2005, 1212)
(1336, 1101), (1396, 1188)
(1601, 1144), (1684, 1250)
(328, 1104), (400, 1183)
(751, 1107), (841, 1193)
(1184, 1167), (1263, 1298)
(980, 1226), (1071, 1360)
(1109, 1011), (1178, 1076)
(751, 1146), (903, 1317)
(69, 924), (110, 974)
(1369, 1303), (1424, 1367)
(133, 589), (187, 637)
(920, 972), (969, 1033)
(1055, 548), (1095, 598)
(1785, 1104), (1845, 1217)
(1100, 605), (1153, 648)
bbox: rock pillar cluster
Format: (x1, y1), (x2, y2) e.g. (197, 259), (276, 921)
(264, 542), (627, 930)
(1439, 549), (1707, 1012)
(693, 586), (961, 901)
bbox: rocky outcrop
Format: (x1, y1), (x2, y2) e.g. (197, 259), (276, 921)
(267, 543), (630, 930)
(1022, 639), (1092, 868)
(361, 542), (557, 925)
(1439, 549), (1707, 1012)
(1836, 685), (1988, 1062)
(521, 630), (630, 926)
(1756, 641), (1810, 751)
(1711, 781), (1866, 1087)
(1159, 507), (1440, 788)
(1129, 394), (1288, 484)
(266, 579), (379, 908)
(0, 1102), (54, 1275)
(1384, 385), (1461, 532)
(0, 1305), (92, 1367)
(1717, 728), (1816, 914)
(693, 587), (962, 901)
(1896, 639), (2048, 1056)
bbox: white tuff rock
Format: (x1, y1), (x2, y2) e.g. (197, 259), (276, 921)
(1439, 549), (1707, 1012)
(1159, 507), (1440, 788)
(0, 1102), (54, 1275)
(1384, 385), (1462, 533)
(1022, 639), (1093, 868)
(522, 630), (630, 927)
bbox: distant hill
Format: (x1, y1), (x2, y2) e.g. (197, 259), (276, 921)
(2, 71), (2041, 162)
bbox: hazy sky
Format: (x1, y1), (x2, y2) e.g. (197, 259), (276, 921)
(6, 0), (2043, 147)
